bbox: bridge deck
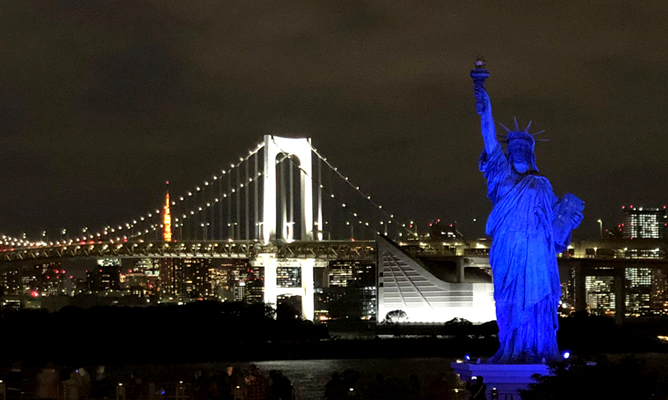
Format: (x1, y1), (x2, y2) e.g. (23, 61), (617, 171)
(0, 240), (376, 261)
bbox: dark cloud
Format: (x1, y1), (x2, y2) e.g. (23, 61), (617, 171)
(1, 0), (668, 240)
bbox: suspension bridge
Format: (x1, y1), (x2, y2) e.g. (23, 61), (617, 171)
(0, 135), (418, 319)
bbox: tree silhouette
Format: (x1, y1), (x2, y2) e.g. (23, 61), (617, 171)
(384, 309), (408, 324)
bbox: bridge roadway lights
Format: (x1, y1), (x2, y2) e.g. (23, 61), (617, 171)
(0, 240), (376, 261)
(252, 252), (327, 321)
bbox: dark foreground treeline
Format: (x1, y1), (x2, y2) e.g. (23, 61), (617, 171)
(1, 303), (667, 366)
(557, 311), (668, 354)
(0, 301), (328, 364)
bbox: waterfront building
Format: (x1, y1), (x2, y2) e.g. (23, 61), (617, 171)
(377, 236), (495, 324)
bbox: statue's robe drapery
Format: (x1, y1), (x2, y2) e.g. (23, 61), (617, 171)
(480, 144), (568, 364)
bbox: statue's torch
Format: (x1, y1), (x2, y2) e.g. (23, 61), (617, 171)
(470, 56), (490, 114)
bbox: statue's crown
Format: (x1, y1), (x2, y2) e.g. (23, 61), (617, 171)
(506, 131), (535, 150)
(497, 117), (547, 148)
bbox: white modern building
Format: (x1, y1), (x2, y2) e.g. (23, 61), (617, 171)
(377, 236), (496, 324)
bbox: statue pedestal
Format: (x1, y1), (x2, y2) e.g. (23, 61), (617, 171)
(450, 362), (551, 399)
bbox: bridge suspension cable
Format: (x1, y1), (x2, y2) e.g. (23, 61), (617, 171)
(310, 144), (417, 237)
(49, 141), (267, 245)
(269, 137), (414, 241)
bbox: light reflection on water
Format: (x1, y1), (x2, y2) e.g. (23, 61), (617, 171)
(225, 358), (455, 400)
(121, 357), (458, 400)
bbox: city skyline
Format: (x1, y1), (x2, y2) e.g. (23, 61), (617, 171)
(1, 2), (668, 240)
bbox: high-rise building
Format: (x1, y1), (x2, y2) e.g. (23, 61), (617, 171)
(625, 267), (654, 316)
(622, 205), (667, 240)
(158, 258), (178, 298)
(208, 265), (234, 301)
(652, 269), (668, 315)
(245, 266), (264, 304)
(182, 258), (211, 299)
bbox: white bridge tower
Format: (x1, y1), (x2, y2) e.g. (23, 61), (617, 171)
(261, 135), (316, 244)
(257, 135), (324, 320)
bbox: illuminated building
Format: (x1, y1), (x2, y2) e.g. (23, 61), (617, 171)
(21, 264), (49, 294)
(1, 263), (83, 305)
(234, 281), (246, 301)
(208, 264), (234, 301)
(245, 267), (264, 304)
(328, 262), (353, 287)
(163, 182), (172, 242)
(577, 267), (663, 317)
(124, 271), (149, 296)
(182, 258), (211, 298)
(44, 269), (75, 297)
(622, 205), (666, 240)
(652, 269), (668, 315)
(321, 260), (377, 320)
(377, 236), (495, 324)
(277, 267), (301, 288)
(204, 260), (264, 303)
(0, 266), (21, 295)
(208, 261), (247, 301)
(86, 258), (121, 292)
(2, 263), (55, 297)
(158, 258), (179, 298)
(135, 258), (160, 297)
(585, 276), (616, 316)
(625, 267), (653, 316)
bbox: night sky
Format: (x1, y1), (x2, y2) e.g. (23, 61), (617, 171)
(1, 1), (667, 241)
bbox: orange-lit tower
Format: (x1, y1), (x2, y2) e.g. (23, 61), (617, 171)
(163, 181), (172, 242)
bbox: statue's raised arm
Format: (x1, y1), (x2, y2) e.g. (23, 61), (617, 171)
(470, 57), (497, 155)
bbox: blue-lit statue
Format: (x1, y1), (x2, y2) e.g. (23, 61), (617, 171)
(471, 57), (584, 364)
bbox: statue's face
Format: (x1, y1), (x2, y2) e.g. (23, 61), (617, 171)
(508, 144), (532, 173)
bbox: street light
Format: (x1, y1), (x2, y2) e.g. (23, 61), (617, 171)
(597, 219), (603, 238)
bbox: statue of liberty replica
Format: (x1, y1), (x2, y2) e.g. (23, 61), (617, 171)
(471, 57), (584, 364)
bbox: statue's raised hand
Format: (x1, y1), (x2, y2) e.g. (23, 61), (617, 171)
(475, 86), (491, 115)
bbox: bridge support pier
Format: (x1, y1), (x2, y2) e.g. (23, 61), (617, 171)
(252, 253), (325, 321)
